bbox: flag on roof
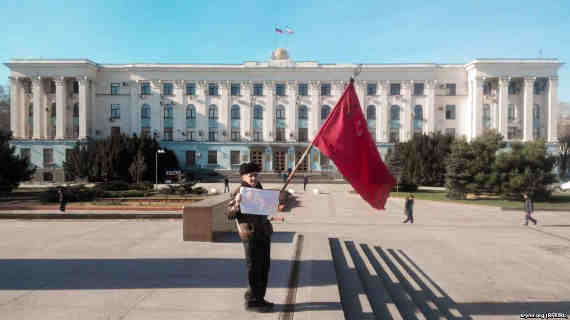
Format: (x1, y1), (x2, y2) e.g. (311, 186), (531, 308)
(285, 27), (294, 34)
(275, 26), (283, 34)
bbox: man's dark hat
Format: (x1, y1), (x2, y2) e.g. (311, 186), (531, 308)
(239, 162), (260, 175)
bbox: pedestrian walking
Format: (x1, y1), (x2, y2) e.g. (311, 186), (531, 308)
(57, 187), (67, 212)
(402, 194), (414, 223)
(523, 193), (537, 226)
(303, 174), (309, 191)
(224, 176), (230, 193)
(227, 162), (274, 313)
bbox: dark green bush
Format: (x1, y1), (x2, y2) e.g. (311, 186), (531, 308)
(40, 186), (97, 203)
(100, 181), (130, 191)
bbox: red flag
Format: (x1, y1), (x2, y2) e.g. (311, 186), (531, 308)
(313, 80), (396, 210)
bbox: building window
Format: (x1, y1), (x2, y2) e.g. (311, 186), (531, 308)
(231, 130), (240, 141)
(208, 151), (217, 165)
(187, 131), (195, 141)
(141, 82), (151, 95)
(321, 105), (331, 123)
(276, 105), (286, 120)
(445, 128), (455, 137)
(73, 103), (79, 138)
(253, 130), (263, 142)
(24, 81), (32, 94)
(508, 104), (515, 122)
(163, 127), (173, 141)
(253, 83), (263, 96)
(231, 83), (240, 96)
(483, 82), (491, 95)
(20, 148), (31, 161)
(445, 105), (456, 120)
(390, 105), (400, 143)
(208, 105), (218, 120)
(231, 105), (240, 120)
(276, 83), (286, 96)
(413, 105), (423, 135)
(111, 104), (120, 119)
(413, 83), (424, 96)
(321, 83), (331, 96)
(446, 83), (456, 96)
(533, 104), (541, 138)
(111, 83), (120, 95)
(367, 83), (377, 96)
(43, 148), (53, 166)
(208, 83), (219, 96)
(186, 104), (196, 129)
(298, 128), (308, 142)
(141, 104), (151, 119)
(367, 105), (376, 120)
(72, 81), (79, 94)
(507, 126), (521, 140)
(163, 83), (173, 96)
(276, 128), (286, 142)
(508, 80), (521, 95)
(367, 105), (376, 141)
(164, 105), (173, 120)
(43, 172), (54, 182)
(231, 151), (240, 165)
(231, 104), (240, 141)
(254, 105), (263, 120)
(483, 104), (491, 130)
(208, 129), (218, 141)
(534, 79), (546, 95)
(298, 83), (308, 96)
(186, 83), (195, 95)
(390, 83), (401, 96)
(48, 80), (56, 94)
(186, 151), (196, 167)
(111, 127), (121, 137)
(298, 105), (308, 120)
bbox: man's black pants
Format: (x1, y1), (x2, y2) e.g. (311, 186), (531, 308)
(242, 239), (271, 301)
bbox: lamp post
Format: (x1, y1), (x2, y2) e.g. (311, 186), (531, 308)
(155, 149), (166, 190)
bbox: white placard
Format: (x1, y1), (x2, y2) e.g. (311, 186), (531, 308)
(239, 187), (279, 216)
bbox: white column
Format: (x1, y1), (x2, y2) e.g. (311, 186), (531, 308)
(287, 81), (297, 142)
(425, 80), (436, 134)
(55, 77), (67, 139)
(78, 76), (89, 139)
(32, 77), (43, 139)
(548, 76), (559, 142)
(150, 80), (162, 140)
(196, 81), (207, 141)
(471, 77), (484, 140)
(355, 80), (366, 112)
(220, 81), (230, 142)
(401, 81), (412, 142)
(309, 81), (320, 141)
(9, 77), (20, 138)
(242, 81), (252, 142)
(498, 77), (509, 139)
(523, 77), (535, 141)
(19, 80), (29, 139)
(173, 80), (185, 141)
(378, 81), (388, 143)
(264, 81), (275, 142)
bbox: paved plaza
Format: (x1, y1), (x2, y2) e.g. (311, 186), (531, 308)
(0, 183), (569, 319)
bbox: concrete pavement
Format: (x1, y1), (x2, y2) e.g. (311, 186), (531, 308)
(0, 183), (569, 319)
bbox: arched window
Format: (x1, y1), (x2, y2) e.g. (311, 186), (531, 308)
(276, 105), (286, 120)
(298, 105), (308, 120)
(254, 105), (263, 120)
(390, 105), (400, 143)
(367, 105), (376, 120)
(163, 105), (173, 141)
(321, 105), (331, 122)
(208, 105), (218, 120)
(231, 105), (240, 120)
(164, 105), (173, 120)
(483, 104), (491, 130)
(186, 104), (196, 139)
(141, 104), (151, 120)
(413, 105), (423, 134)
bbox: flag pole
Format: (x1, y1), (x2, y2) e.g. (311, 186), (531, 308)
(279, 78), (355, 193)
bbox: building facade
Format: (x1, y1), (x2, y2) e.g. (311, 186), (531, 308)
(4, 49), (564, 182)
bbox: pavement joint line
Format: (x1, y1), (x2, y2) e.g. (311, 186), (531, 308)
(527, 226), (570, 243)
(279, 233), (304, 320)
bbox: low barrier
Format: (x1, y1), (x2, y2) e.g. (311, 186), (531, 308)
(182, 194), (235, 242)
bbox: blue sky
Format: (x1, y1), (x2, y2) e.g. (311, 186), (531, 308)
(1, 0), (569, 101)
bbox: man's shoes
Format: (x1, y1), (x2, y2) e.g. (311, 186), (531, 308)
(244, 290), (251, 301)
(245, 300), (274, 313)
(533, 220), (538, 225)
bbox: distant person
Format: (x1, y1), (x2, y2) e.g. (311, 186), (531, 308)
(282, 171), (287, 182)
(402, 194), (414, 223)
(303, 174), (309, 191)
(224, 176), (230, 193)
(57, 187), (67, 213)
(227, 162), (274, 313)
(287, 167), (292, 177)
(523, 193), (537, 226)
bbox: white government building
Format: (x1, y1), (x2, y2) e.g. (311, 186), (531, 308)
(5, 48), (564, 182)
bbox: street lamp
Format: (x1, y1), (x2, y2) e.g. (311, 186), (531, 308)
(155, 149), (166, 190)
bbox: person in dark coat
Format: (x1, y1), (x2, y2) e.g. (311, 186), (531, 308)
(224, 176), (230, 193)
(303, 174), (309, 191)
(227, 162), (274, 313)
(523, 193), (537, 226)
(57, 187), (67, 212)
(402, 194), (414, 223)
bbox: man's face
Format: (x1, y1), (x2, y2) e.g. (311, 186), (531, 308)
(241, 172), (258, 186)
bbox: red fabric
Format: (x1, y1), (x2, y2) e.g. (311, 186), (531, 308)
(313, 81), (396, 210)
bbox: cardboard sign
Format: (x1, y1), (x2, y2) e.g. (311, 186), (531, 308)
(239, 187), (279, 216)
